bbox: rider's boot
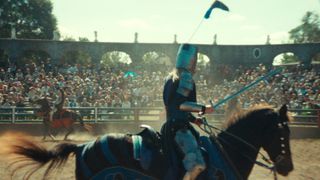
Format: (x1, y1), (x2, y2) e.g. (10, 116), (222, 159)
(183, 164), (206, 180)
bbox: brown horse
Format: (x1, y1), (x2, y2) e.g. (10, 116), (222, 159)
(2, 104), (294, 179)
(33, 89), (91, 140)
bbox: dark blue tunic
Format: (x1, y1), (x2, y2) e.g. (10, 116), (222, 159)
(163, 77), (197, 126)
(161, 76), (199, 179)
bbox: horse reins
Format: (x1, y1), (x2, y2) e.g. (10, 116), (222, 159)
(198, 117), (288, 180)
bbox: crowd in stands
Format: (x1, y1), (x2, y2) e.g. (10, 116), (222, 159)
(198, 64), (320, 111)
(0, 60), (319, 113)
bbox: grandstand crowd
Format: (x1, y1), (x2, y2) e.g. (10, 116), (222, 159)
(0, 61), (319, 112)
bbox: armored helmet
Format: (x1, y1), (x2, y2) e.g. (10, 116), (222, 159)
(175, 44), (198, 73)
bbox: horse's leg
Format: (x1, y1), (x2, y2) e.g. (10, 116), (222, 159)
(64, 126), (74, 141)
(76, 112), (92, 132)
(43, 118), (55, 141)
(42, 118), (49, 140)
(42, 125), (47, 140)
(49, 128), (56, 140)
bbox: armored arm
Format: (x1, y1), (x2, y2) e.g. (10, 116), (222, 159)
(180, 101), (206, 113)
(176, 72), (213, 114)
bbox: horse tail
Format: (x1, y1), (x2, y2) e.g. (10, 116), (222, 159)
(5, 135), (77, 179)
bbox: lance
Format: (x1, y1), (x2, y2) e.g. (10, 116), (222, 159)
(210, 68), (283, 109)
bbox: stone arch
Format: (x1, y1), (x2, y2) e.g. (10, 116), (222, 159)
(272, 52), (301, 66)
(19, 49), (51, 67)
(1, 39), (320, 72)
(197, 53), (210, 68)
(196, 52), (211, 81)
(196, 52), (213, 103)
(100, 51), (132, 69)
(60, 50), (92, 66)
(142, 51), (172, 73)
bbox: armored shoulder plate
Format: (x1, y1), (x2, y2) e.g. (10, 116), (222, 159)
(176, 71), (194, 97)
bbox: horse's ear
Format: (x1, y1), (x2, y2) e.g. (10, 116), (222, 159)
(279, 104), (288, 118)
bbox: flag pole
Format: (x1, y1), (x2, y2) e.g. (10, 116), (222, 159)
(187, 0), (229, 43)
(210, 68), (283, 109)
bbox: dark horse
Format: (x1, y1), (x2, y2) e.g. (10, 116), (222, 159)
(5, 104), (293, 179)
(33, 89), (90, 140)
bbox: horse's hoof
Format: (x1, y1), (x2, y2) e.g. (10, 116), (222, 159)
(63, 136), (70, 141)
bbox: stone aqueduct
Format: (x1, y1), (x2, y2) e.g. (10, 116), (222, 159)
(0, 39), (320, 70)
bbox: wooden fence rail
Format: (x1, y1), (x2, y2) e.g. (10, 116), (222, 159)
(0, 107), (319, 127)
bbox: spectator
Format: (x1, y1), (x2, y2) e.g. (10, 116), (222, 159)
(80, 97), (92, 119)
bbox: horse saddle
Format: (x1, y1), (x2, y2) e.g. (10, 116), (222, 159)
(132, 125), (162, 170)
(132, 124), (241, 180)
(53, 109), (67, 119)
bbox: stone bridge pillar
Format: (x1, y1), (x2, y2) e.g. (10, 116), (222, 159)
(129, 53), (143, 69)
(90, 53), (103, 70)
(296, 53), (314, 67)
(8, 50), (19, 65)
(49, 52), (62, 66)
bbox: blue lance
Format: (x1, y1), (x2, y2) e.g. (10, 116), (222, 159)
(210, 68), (283, 109)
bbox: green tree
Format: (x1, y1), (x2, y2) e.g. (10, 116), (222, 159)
(197, 53), (210, 68)
(142, 52), (159, 66)
(101, 51), (131, 67)
(79, 37), (90, 42)
(142, 51), (170, 66)
(62, 36), (76, 41)
(289, 11), (320, 43)
(0, 0), (58, 39)
(280, 53), (299, 64)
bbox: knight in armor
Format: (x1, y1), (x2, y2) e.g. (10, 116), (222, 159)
(162, 44), (214, 180)
(49, 88), (65, 121)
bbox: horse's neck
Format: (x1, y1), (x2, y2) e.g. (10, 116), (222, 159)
(43, 103), (50, 110)
(39, 100), (51, 112)
(219, 122), (262, 179)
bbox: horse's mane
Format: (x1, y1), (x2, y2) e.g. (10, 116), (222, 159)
(34, 98), (51, 112)
(222, 103), (292, 129)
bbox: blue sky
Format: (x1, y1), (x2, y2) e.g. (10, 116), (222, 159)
(52, 0), (320, 45)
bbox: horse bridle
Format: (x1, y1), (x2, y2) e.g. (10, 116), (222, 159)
(198, 117), (289, 180)
(268, 120), (290, 179)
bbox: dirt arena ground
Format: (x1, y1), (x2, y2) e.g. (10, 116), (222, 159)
(0, 134), (319, 180)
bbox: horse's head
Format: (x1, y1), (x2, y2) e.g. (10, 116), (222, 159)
(32, 97), (52, 115)
(261, 104), (294, 176)
(34, 97), (51, 105)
